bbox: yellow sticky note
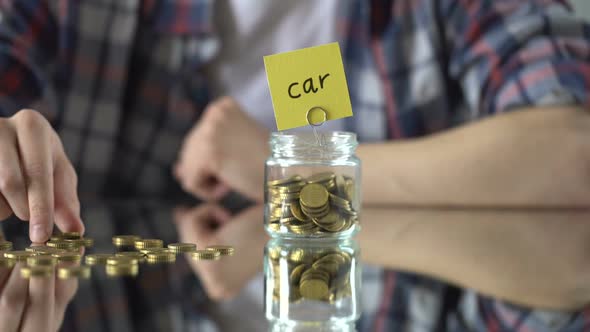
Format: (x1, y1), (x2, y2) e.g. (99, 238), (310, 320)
(264, 42), (353, 131)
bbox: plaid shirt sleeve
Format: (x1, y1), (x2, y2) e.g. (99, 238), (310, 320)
(0, 0), (57, 116)
(438, 1), (590, 330)
(442, 0), (590, 114)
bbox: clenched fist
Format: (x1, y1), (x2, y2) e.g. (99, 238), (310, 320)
(174, 97), (269, 202)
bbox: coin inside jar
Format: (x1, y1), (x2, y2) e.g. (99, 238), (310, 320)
(300, 184), (329, 209)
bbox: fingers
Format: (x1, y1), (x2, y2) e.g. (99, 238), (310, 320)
(175, 152), (229, 201)
(0, 194), (13, 221)
(20, 266), (54, 332)
(0, 121), (28, 221)
(173, 204), (231, 244)
(13, 110), (55, 243)
(0, 264), (29, 332)
(52, 135), (83, 235)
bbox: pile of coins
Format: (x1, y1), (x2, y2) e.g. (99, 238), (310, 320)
(268, 247), (352, 303)
(0, 232), (235, 279)
(267, 172), (358, 235)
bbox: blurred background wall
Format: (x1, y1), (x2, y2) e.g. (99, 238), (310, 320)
(572, 0), (590, 20)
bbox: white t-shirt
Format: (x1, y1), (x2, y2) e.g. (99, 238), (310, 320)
(203, 1), (339, 330)
(205, 0), (343, 132)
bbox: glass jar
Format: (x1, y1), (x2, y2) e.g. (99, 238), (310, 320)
(264, 238), (361, 329)
(264, 131), (361, 238)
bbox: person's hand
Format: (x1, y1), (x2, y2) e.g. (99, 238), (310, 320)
(173, 204), (267, 300)
(0, 262), (79, 331)
(0, 110), (83, 242)
(174, 97), (269, 202)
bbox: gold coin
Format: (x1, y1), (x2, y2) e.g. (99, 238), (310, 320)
(25, 246), (63, 254)
(335, 175), (347, 194)
(0, 257), (15, 268)
(301, 203), (330, 219)
(63, 238), (86, 248)
(112, 235), (141, 247)
(190, 250), (221, 260)
(167, 243), (197, 254)
(317, 253), (348, 266)
(329, 193), (352, 209)
(139, 248), (170, 255)
(27, 254), (57, 266)
(267, 222), (281, 232)
(58, 232), (81, 240)
(106, 263), (138, 277)
(85, 254), (112, 265)
(306, 172), (336, 184)
(344, 177), (355, 202)
(290, 203), (309, 222)
(134, 239), (163, 250)
(82, 238), (94, 247)
(21, 265), (53, 278)
(267, 175), (303, 187)
(107, 256), (139, 266)
(0, 241), (12, 251)
(279, 216), (299, 225)
(145, 251), (176, 263)
(288, 222), (319, 235)
(52, 252), (82, 263)
(301, 269), (330, 283)
(116, 251), (146, 262)
(58, 265), (91, 279)
(319, 217), (347, 233)
(46, 240), (79, 250)
(288, 249), (307, 263)
(299, 184), (329, 209)
(206, 245), (234, 256)
(313, 211), (340, 227)
(300, 279), (329, 300)
(5, 250), (35, 262)
(289, 264), (307, 284)
(313, 261), (340, 276)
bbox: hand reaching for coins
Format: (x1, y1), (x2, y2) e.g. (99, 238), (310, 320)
(173, 204), (267, 300)
(0, 110), (84, 243)
(0, 229), (235, 331)
(174, 96), (269, 202)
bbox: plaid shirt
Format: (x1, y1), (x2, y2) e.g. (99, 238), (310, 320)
(0, 0), (589, 331)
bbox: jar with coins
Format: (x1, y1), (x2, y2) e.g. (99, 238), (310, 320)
(264, 238), (360, 329)
(265, 131), (360, 238)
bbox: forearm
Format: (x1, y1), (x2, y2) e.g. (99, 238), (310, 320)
(359, 207), (590, 310)
(358, 106), (590, 207)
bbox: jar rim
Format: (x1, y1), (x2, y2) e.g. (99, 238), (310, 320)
(270, 131), (357, 146)
(269, 131), (358, 157)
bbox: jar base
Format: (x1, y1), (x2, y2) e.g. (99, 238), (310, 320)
(269, 321), (356, 332)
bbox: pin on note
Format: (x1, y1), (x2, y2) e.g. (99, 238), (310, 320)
(264, 42), (353, 131)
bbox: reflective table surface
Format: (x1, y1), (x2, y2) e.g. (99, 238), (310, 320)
(1, 199), (588, 332)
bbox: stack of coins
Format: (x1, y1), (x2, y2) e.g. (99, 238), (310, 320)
(266, 172), (358, 235)
(206, 245), (235, 257)
(268, 248), (352, 303)
(47, 231), (94, 250)
(0, 232), (234, 280)
(106, 255), (139, 277)
(112, 235), (141, 250)
(0, 241), (12, 251)
(9, 247), (89, 280)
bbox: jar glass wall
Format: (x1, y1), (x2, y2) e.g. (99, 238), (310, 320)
(264, 238), (361, 328)
(265, 132), (361, 238)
